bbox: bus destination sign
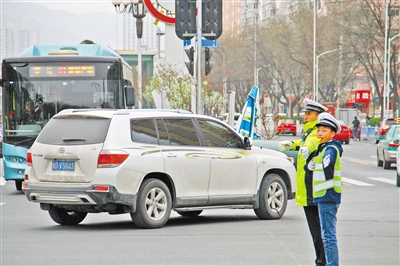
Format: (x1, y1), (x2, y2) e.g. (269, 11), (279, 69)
(29, 66), (95, 77)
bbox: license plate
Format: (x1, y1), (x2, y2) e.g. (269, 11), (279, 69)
(52, 160), (75, 171)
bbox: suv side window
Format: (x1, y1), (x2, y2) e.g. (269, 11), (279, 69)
(197, 119), (244, 148)
(131, 119), (158, 145)
(162, 118), (201, 146)
(155, 119), (169, 145)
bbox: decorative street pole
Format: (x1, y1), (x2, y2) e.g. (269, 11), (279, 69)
(386, 33), (400, 117)
(316, 48), (339, 102)
(112, 0), (146, 109)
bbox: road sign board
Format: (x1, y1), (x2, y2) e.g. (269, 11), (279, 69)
(184, 37), (218, 48)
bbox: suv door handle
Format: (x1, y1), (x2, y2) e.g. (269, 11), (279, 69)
(166, 153), (177, 158)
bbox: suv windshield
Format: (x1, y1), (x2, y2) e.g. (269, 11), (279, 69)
(37, 117), (110, 145)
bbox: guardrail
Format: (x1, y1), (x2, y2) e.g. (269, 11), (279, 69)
(360, 126), (377, 140)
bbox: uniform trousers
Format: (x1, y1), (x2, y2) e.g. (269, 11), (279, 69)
(304, 205), (326, 266)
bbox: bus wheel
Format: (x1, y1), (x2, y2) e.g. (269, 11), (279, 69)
(15, 180), (23, 191)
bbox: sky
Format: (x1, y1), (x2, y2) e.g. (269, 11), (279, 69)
(4, 0), (116, 14)
(4, 0), (177, 15)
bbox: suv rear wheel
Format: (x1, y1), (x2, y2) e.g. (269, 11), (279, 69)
(131, 178), (172, 229)
(176, 210), (203, 217)
(48, 205), (87, 225)
(254, 173), (288, 220)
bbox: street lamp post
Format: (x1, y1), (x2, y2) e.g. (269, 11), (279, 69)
(156, 27), (165, 109)
(315, 48), (339, 102)
(112, 0), (146, 109)
(386, 33), (400, 118)
(256, 65), (267, 87)
(156, 27), (165, 62)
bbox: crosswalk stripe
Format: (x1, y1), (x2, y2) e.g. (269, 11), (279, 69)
(367, 177), (396, 185)
(342, 177), (374, 186)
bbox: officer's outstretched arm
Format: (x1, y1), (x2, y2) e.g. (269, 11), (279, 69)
(292, 139), (302, 150)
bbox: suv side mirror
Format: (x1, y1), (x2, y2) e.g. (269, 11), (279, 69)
(244, 137), (252, 150)
(125, 85), (135, 107)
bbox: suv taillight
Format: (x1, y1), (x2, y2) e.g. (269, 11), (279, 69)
(26, 150), (32, 166)
(97, 150), (129, 168)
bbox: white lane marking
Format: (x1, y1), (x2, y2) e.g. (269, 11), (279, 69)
(342, 177), (374, 186)
(367, 177), (396, 185)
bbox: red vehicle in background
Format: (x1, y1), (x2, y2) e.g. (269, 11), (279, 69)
(375, 118), (398, 144)
(334, 120), (351, 144)
(277, 119), (297, 136)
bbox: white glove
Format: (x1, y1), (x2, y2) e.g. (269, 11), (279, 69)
(308, 161), (316, 171)
(278, 141), (293, 152)
(301, 146), (310, 159)
(323, 155), (331, 168)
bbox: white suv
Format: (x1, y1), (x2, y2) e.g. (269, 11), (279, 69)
(23, 109), (296, 229)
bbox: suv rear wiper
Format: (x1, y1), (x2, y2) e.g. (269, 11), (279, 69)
(63, 138), (86, 142)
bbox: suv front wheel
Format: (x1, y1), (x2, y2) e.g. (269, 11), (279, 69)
(254, 173), (288, 220)
(131, 178), (172, 229)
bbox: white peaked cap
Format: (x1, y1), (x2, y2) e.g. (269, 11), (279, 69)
(317, 112), (341, 133)
(303, 99), (328, 113)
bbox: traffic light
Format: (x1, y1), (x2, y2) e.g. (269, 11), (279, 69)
(205, 47), (213, 76)
(175, 0), (197, 40)
(185, 47), (195, 76)
(202, 0), (223, 40)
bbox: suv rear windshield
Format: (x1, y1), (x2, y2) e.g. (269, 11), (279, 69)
(37, 117), (110, 145)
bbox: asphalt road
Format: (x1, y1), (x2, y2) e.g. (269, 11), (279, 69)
(0, 137), (399, 265)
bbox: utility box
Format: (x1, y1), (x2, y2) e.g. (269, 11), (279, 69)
(335, 108), (358, 126)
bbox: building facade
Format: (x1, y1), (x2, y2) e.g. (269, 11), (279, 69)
(1, 26), (15, 59)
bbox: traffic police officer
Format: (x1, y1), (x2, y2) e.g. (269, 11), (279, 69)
(278, 98), (328, 266)
(307, 112), (343, 266)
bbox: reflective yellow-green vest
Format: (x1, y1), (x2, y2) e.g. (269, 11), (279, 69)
(312, 145), (342, 198)
(292, 120), (320, 206)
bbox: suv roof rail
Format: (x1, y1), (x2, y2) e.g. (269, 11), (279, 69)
(115, 109), (193, 114)
(57, 109), (193, 115)
(57, 109), (117, 114)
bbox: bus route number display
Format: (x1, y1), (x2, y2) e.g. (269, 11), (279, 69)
(29, 66), (95, 77)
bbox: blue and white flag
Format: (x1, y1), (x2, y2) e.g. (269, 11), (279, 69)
(235, 86), (260, 139)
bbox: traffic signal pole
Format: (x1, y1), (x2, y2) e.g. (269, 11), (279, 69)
(175, 0), (222, 114)
(197, 0), (203, 115)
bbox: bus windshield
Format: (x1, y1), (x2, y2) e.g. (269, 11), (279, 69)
(3, 60), (124, 142)
(1, 44), (134, 191)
